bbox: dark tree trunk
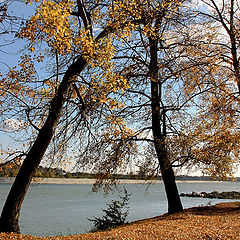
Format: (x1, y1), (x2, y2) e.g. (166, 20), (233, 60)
(161, 166), (183, 213)
(149, 38), (183, 214)
(0, 56), (87, 233)
(0, 17), (125, 233)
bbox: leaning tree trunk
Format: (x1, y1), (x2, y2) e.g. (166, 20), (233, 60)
(0, 15), (130, 232)
(0, 56), (87, 233)
(149, 38), (183, 214)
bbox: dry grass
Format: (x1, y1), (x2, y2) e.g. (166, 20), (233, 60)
(1, 202), (240, 240)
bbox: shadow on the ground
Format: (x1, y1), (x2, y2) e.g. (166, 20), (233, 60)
(186, 201), (240, 216)
(126, 201), (240, 224)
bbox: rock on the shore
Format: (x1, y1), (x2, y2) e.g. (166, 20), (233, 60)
(180, 191), (240, 199)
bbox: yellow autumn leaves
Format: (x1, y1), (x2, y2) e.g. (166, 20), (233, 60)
(11, 0), (132, 122)
(1, 0), (240, 180)
(20, 0), (74, 54)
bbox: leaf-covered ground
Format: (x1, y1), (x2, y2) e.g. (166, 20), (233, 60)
(1, 202), (240, 240)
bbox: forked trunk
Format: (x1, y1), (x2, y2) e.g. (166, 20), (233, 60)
(149, 37), (183, 214)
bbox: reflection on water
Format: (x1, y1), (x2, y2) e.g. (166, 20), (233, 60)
(0, 181), (239, 236)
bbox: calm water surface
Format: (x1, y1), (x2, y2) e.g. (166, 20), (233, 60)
(0, 181), (239, 236)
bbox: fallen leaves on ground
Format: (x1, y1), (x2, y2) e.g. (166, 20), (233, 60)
(0, 202), (240, 240)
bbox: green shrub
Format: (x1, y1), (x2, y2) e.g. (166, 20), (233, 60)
(89, 188), (131, 232)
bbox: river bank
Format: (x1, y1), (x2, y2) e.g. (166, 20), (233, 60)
(0, 177), (229, 185)
(0, 177), (160, 184)
(0, 201), (239, 239)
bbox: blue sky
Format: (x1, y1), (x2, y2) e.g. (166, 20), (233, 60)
(1, 0), (240, 177)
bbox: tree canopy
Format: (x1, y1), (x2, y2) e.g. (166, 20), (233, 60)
(0, 0), (240, 234)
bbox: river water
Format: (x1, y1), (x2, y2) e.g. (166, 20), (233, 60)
(0, 181), (239, 236)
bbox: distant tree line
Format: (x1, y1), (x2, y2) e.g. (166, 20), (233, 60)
(0, 165), (66, 178)
(1, 165), (239, 182)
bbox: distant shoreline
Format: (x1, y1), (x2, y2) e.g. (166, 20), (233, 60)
(0, 177), (235, 185)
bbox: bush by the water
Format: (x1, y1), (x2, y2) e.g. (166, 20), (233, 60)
(89, 188), (131, 232)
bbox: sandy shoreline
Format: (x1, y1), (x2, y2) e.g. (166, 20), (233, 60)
(0, 177), (161, 184)
(0, 177), (227, 185)
(34, 178), (161, 184)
